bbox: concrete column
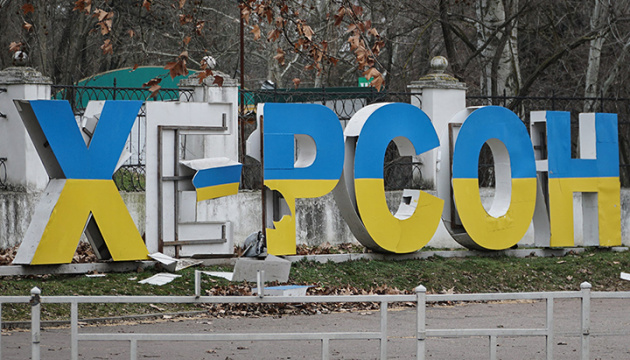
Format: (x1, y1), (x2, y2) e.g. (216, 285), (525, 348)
(0, 66), (51, 192)
(408, 56), (467, 188)
(179, 70), (238, 104)
(178, 71), (239, 159)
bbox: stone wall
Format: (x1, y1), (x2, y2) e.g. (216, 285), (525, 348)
(2, 189), (630, 251)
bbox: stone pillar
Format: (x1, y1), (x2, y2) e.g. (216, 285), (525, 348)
(179, 70), (239, 104)
(408, 56), (467, 188)
(0, 66), (51, 192)
(178, 71), (240, 159)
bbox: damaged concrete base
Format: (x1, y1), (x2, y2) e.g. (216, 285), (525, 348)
(0, 247), (627, 276)
(232, 255), (291, 283)
(0, 261), (155, 276)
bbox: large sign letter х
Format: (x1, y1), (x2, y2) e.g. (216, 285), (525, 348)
(13, 100), (149, 265)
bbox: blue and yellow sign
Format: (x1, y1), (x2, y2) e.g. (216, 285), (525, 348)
(13, 100), (149, 265)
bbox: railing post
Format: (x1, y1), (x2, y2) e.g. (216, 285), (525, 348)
(71, 301), (79, 360)
(194, 270), (201, 298)
(415, 285), (427, 360)
(580, 282), (591, 360)
(380, 301), (388, 359)
(546, 297), (554, 360)
(30, 287), (41, 360)
(257, 270), (265, 298)
(489, 335), (497, 360)
(0, 303), (3, 360)
(321, 337), (330, 360)
(130, 339), (138, 360)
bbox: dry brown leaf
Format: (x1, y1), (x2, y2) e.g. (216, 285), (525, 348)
(93, 8), (108, 21)
(127, 29), (135, 38)
(302, 25), (314, 41)
(179, 14), (193, 25)
(370, 73), (385, 92)
(164, 56), (188, 79)
(73, 0), (92, 14)
(9, 42), (23, 53)
(292, 78), (301, 89)
(213, 75), (224, 87)
(197, 68), (213, 83)
(22, 3), (34, 15)
(275, 16), (284, 29)
(273, 48), (285, 65)
(147, 84), (161, 99)
(334, 6), (345, 26)
(183, 36), (191, 45)
(142, 0), (151, 11)
(131, 64), (139, 71)
(267, 29), (281, 42)
(100, 39), (113, 55)
(240, 6), (251, 24)
(178, 0), (186, 9)
(251, 25), (261, 40)
(195, 20), (205, 36)
(143, 77), (162, 88)
(348, 34), (360, 50)
(23, 21), (33, 31)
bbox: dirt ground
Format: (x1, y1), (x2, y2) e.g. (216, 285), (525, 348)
(2, 298), (630, 359)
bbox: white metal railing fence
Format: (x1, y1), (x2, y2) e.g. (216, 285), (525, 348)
(2, 281), (630, 360)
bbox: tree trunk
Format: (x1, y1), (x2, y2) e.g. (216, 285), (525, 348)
(584, 0), (609, 112)
(475, 0), (521, 98)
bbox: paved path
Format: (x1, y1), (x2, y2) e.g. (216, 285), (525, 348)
(2, 298), (630, 359)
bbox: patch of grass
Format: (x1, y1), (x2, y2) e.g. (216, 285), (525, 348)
(2, 249), (630, 322)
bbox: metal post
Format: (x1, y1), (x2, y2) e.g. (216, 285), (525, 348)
(489, 335), (497, 360)
(415, 285), (427, 360)
(0, 303), (3, 360)
(130, 339), (138, 360)
(580, 282), (591, 360)
(195, 270), (202, 298)
(257, 270), (265, 298)
(380, 301), (388, 359)
(71, 301), (78, 360)
(546, 297), (554, 360)
(321, 338), (330, 360)
(30, 287), (41, 360)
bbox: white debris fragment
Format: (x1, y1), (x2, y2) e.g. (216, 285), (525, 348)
(149, 252), (203, 272)
(139, 273), (181, 286)
(201, 271), (234, 281)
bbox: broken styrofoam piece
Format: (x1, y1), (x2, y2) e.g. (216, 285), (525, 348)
(149, 252), (178, 272)
(620, 272), (630, 281)
(176, 258), (203, 271)
(232, 255), (291, 283)
(138, 273), (181, 286)
(180, 157), (240, 170)
(252, 285), (310, 297)
(148, 252), (203, 272)
(201, 271), (234, 281)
